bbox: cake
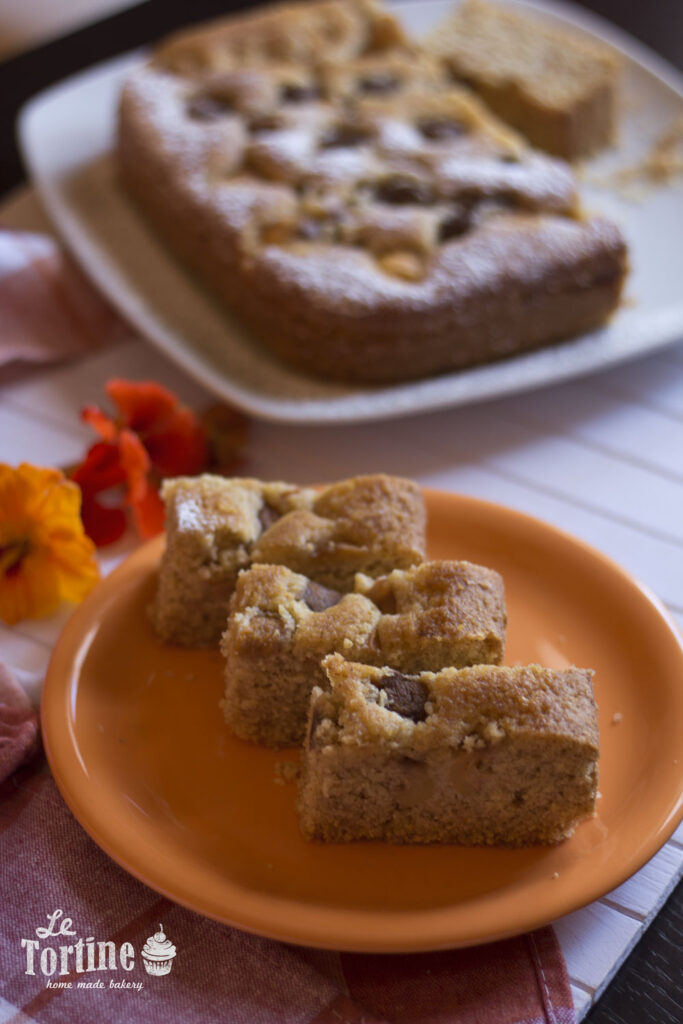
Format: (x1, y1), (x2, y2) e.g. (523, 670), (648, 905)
(118, 0), (627, 384)
(429, 0), (618, 159)
(298, 654), (599, 845)
(153, 472), (426, 645)
(221, 559), (506, 745)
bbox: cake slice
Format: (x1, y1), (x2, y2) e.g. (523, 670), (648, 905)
(153, 472), (426, 645)
(221, 559), (506, 745)
(298, 654), (599, 845)
(429, 0), (617, 159)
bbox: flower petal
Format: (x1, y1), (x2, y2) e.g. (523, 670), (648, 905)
(79, 495), (127, 547)
(49, 534), (101, 602)
(107, 379), (179, 433)
(0, 550), (62, 624)
(106, 379), (209, 476)
(71, 442), (127, 496)
(0, 464), (100, 624)
(145, 407), (209, 476)
(118, 429), (151, 505)
(130, 484), (165, 539)
(82, 405), (118, 443)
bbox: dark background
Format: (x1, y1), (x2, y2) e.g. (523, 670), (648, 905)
(0, 2), (680, 1022)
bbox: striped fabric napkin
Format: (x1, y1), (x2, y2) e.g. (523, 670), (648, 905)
(0, 736), (575, 1024)
(0, 227), (577, 1023)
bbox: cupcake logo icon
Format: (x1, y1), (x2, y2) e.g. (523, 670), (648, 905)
(141, 924), (177, 977)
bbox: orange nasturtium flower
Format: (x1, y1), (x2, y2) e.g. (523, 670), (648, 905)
(0, 463), (100, 626)
(71, 379), (209, 545)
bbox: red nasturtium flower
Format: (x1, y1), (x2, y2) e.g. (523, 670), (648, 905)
(71, 379), (209, 545)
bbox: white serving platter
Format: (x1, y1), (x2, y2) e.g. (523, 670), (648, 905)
(18, 0), (683, 424)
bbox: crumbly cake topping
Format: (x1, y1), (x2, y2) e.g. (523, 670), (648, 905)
(162, 473), (425, 603)
(359, 560), (505, 624)
(224, 558), (506, 716)
(312, 653), (598, 754)
(357, 560), (507, 670)
(162, 475), (310, 545)
(311, 474), (425, 560)
(122, 0), (588, 293)
(223, 563), (381, 662)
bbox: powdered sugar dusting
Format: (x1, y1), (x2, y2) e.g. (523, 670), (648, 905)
(123, 35), (581, 287)
(255, 213), (609, 314)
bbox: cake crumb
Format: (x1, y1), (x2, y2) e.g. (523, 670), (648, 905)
(588, 116), (683, 199)
(462, 733), (485, 752)
(274, 760), (301, 785)
(611, 711), (622, 725)
(483, 720), (505, 744)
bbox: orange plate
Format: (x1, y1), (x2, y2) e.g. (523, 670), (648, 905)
(42, 491), (683, 952)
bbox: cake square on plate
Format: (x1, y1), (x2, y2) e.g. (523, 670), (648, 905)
(298, 653), (599, 845)
(221, 559), (506, 744)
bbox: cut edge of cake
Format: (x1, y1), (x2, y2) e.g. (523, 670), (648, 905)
(298, 654), (600, 845)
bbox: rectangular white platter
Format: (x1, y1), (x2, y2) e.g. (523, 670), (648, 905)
(18, 0), (683, 424)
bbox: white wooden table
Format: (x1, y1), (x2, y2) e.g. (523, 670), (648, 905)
(1, 187), (681, 1020)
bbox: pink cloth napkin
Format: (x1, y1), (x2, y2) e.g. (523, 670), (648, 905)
(0, 663), (40, 780)
(0, 230), (127, 383)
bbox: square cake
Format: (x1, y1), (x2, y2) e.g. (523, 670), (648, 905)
(118, 0), (626, 383)
(221, 559), (506, 745)
(153, 472), (426, 645)
(298, 654), (599, 845)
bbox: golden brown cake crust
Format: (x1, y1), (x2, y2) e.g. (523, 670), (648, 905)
(298, 654), (599, 845)
(117, 0), (627, 383)
(153, 472), (426, 645)
(220, 559), (506, 745)
(155, 0), (406, 75)
(357, 559), (506, 671)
